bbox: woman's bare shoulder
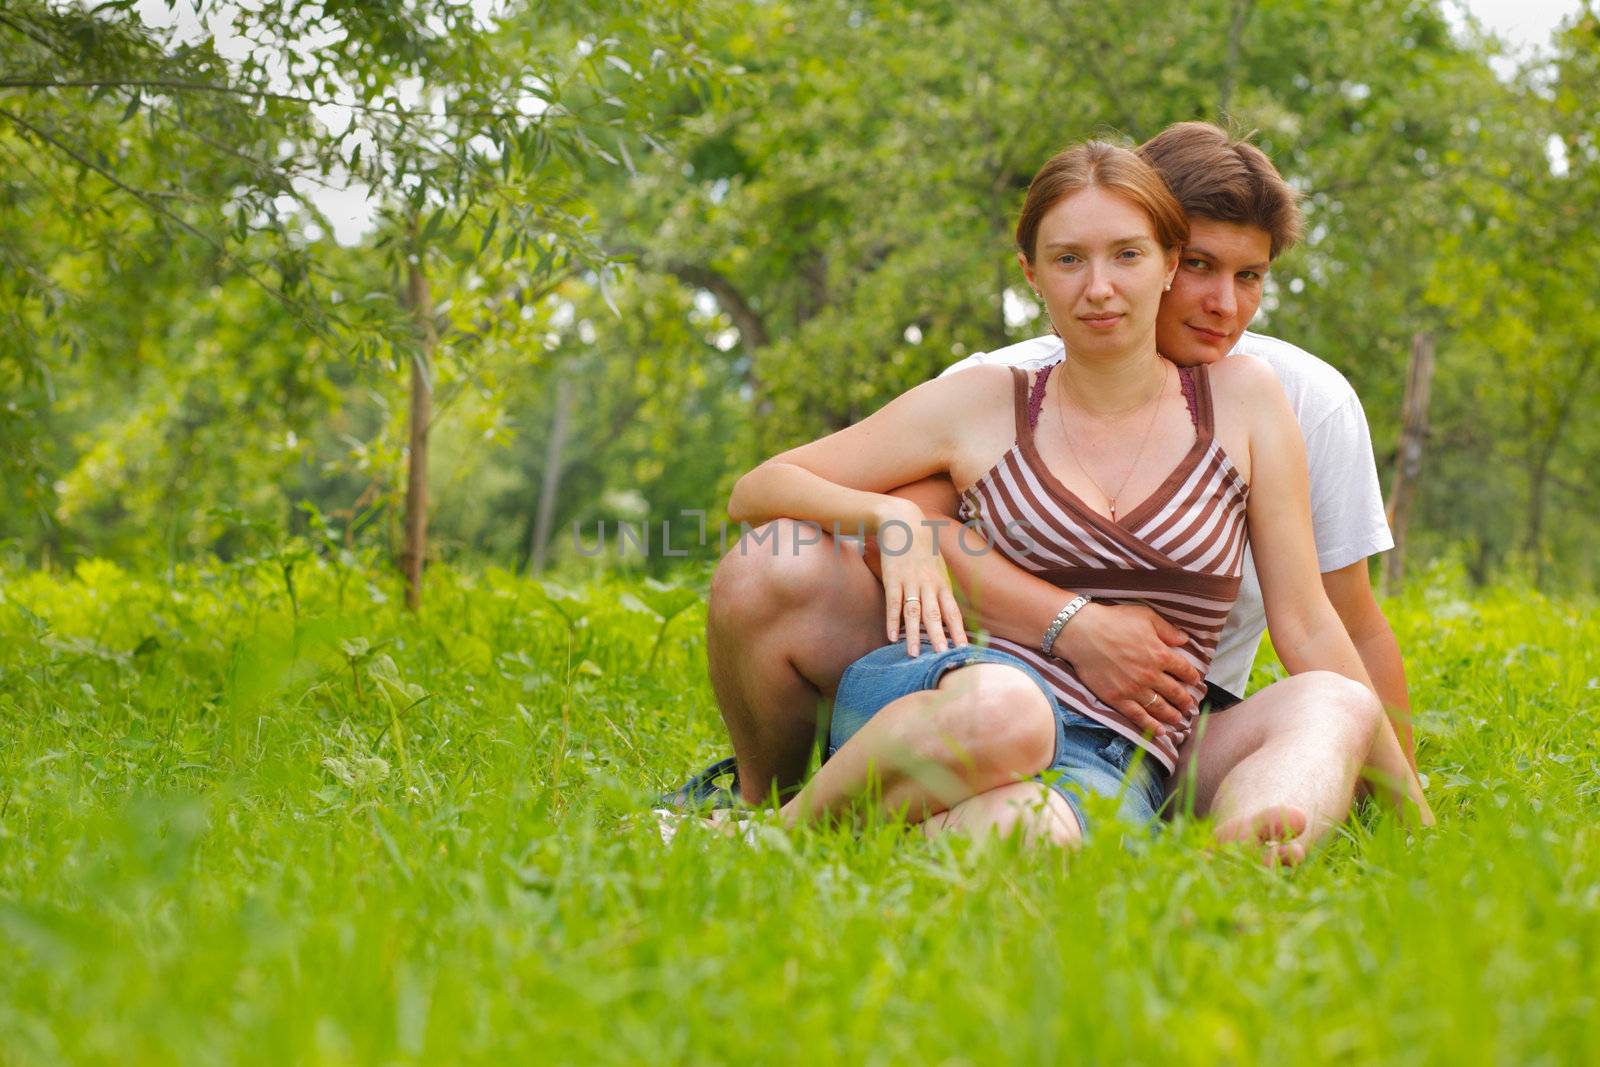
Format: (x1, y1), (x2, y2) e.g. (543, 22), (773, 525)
(912, 363), (1022, 481)
(907, 362), (1018, 421)
(1202, 354), (1294, 487)
(933, 361), (1017, 391)
(1206, 352), (1284, 402)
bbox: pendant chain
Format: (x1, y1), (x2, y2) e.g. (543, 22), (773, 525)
(1053, 359), (1168, 522)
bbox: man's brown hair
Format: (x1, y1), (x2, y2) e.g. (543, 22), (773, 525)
(1015, 140), (1189, 263)
(1137, 122), (1303, 259)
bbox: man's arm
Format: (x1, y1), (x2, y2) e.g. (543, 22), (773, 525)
(888, 476), (1201, 735)
(1321, 560), (1414, 767)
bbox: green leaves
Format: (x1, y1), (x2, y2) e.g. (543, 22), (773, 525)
(626, 577), (699, 622)
(1, 0), (720, 568)
(2, 0), (1594, 586)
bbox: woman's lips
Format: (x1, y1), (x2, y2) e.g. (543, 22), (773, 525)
(1079, 314), (1124, 330)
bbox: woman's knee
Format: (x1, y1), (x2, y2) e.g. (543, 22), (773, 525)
(933, 664), (1057, 778)
(708, 519), (850, 627)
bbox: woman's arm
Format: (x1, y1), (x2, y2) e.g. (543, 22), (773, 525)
(727, 367), (1004, 528)
(1228, 358), (1433, 822)
(1237, 371), (1371, 685)
(728, 366), (1011, 653)
(890, 476), (1200, 735)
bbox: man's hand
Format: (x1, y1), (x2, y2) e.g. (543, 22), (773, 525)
(1051, 602), (1201, 735)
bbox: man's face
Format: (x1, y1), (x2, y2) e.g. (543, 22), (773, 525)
(1154, 219), (1273, 366)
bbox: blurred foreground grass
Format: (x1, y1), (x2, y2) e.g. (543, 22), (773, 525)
(1, 557), (1597, 1065)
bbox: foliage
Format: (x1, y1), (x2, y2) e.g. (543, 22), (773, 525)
(607, 0), (1599, 586)
(0, 0), (717, 565)
(0, 0), (1595, 587)
(2, 559), (1598, 1062)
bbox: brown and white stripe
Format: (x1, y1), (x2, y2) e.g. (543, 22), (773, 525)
(956, 362), (1249, 773)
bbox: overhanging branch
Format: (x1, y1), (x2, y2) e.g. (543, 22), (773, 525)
(0, 105), (325, 331)
(0, 78), (541, 123)
(663, 261), (770, 350)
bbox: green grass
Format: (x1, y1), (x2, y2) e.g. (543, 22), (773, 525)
(2, 556), (1597, 1065)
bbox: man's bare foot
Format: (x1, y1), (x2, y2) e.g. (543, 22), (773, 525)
(1215, 805), (1311, 868)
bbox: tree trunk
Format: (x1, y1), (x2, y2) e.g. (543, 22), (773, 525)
(1383, 331), (1436, 596)
(1521, 347), (1594, 590)
(661, 260), (773, 419)
(1526, 452), (1550, 590)
(401, 245), (436, 612)
(529, 375), (574, 575)
(1218, 0), (1257, 116)
(990, 181), (1012, 348)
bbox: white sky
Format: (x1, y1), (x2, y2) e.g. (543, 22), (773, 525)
(130, 0), (1587, 247)
(1458, 0), (1585, 53)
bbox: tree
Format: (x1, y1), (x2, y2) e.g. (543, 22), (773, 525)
(1, 0), (717, 598)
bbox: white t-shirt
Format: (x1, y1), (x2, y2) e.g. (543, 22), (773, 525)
(940, 331), (1392, 697)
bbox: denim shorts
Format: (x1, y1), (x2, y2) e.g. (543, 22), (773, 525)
(827, 643), (1167, 838)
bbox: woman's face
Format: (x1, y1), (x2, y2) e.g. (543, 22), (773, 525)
(1019, 186), (1179, 360)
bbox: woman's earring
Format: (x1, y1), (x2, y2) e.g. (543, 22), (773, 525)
(1163, 282), (1172, 291)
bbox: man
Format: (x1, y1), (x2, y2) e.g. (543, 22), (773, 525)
(691, 122), (1420, 862)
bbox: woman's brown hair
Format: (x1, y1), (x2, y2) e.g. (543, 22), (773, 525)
(1015, 141), (1189, 262)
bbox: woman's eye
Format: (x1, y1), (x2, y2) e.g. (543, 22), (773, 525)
(1118, 249), (1142, 260)
(1056, 255), (1079, 266)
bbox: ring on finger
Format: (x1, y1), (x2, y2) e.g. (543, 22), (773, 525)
(903, 596), (920, 604)
(1141, 694), (1160, 710)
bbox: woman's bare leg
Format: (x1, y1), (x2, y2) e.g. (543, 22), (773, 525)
(778, 664), (1056, 829)
(921, 781), (1082, 846)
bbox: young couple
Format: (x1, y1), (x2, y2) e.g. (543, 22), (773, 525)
(682, 122), (1433, 862)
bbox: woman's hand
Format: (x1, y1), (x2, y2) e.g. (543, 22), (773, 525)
(877, 502), (967, 657)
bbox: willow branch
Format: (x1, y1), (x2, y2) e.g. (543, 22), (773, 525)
(0, 78), (541, 123)
(0, 105), (326, 331)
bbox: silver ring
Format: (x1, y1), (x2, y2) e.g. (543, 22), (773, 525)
(1142, 694), (1160, 709)
(903, 596), (920, 604)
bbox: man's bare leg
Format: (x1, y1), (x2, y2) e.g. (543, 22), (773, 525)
(1170, 671), (1383, 865)
(706, 520), (887, 804)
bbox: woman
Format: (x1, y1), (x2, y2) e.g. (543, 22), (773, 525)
(727, 141), (1430, 843)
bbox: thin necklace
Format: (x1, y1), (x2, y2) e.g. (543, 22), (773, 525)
(1054, 359), (1168, 523)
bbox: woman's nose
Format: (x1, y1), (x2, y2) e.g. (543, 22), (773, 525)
(1086, 262), (1115, 300)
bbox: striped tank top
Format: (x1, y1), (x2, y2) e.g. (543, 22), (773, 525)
(956, 360), (1250, 773)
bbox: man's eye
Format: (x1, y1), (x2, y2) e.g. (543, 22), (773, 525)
(1057, 255), (1080, 266)
(1238, 271), (1262, 283)
(1184, 258), (1208, 270)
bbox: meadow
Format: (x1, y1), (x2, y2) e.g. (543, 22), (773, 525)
(2, 556), (1597, 1065)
